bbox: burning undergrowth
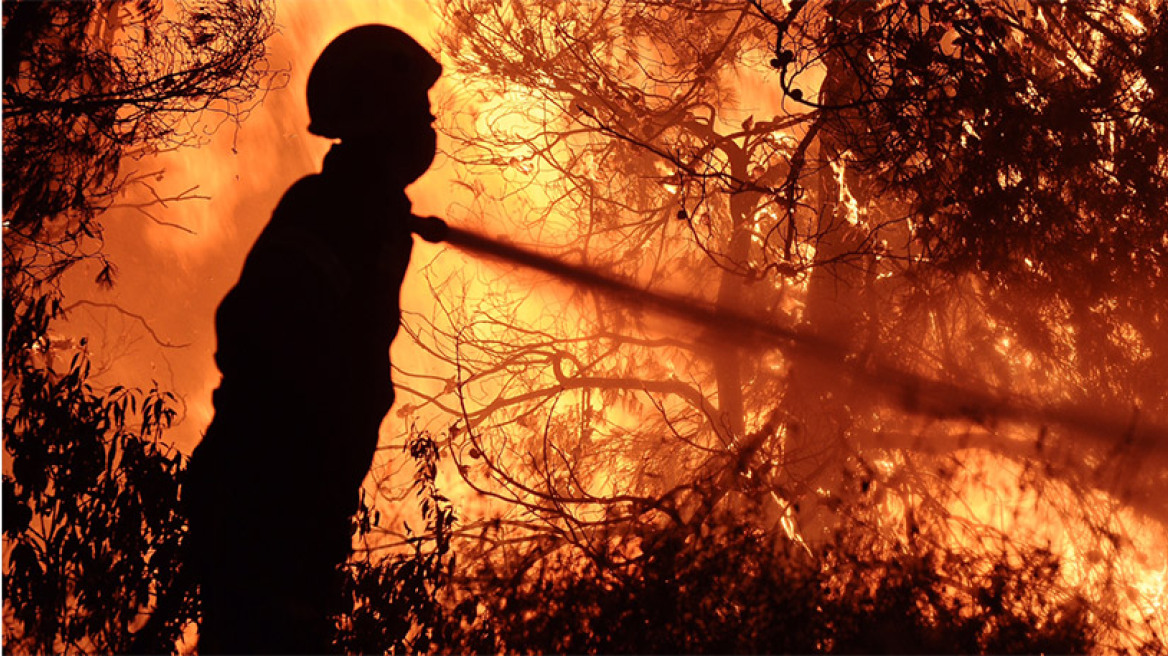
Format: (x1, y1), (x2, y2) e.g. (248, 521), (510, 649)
(340, 429), (1165, 655)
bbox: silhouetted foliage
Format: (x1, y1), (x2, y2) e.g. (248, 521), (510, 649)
(3, 0), (279, 290)
(4, 0), (1167, 652)
(766, 0), (1168, 447)
(775, 1), (1168, 283)
(2, 288), (192, 654)
(2, 1), (277, 652)
(341, 454), (1159, 655)
(427, 0), (1168, 529)
(386, 1), (1168, 652)
(454, 520), (1105, 655)
(336, 429), (461, 655)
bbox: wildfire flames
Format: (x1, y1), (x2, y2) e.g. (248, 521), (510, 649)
(13, 0), (1168, 652)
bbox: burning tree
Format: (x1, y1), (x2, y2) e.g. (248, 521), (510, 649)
(4, 0), (1163, 651)
(765, 0), (1168, 521)
(2, 1), (277, 652)
(360, 0), (1168, 650)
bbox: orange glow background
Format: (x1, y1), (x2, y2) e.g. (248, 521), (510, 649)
(50, 0), (1167, 643)
(59, 0), (452, 454)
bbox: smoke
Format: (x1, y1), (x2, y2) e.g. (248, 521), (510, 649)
(41, 0), (1165, 639)
(429, 220), (1168, 522)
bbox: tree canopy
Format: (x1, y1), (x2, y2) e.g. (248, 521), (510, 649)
(376, 0), (1168, 651)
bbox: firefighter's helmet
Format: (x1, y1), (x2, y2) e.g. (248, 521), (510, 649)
(306, 24), (441, 139)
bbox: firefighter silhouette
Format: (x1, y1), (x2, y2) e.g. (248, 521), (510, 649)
(182, 25), (441, 654)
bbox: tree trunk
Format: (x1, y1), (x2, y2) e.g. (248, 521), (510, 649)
(779, 0), (873, 541)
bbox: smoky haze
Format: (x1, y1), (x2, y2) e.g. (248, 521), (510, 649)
(31, 1), (1168, 651)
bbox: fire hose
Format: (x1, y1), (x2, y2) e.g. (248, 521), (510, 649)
(409, 215), (1168, 459)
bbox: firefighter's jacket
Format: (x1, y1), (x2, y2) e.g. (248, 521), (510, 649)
(185, 144), (414, 559)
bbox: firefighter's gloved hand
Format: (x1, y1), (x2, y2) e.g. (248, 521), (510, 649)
(409, 215), (449, 243)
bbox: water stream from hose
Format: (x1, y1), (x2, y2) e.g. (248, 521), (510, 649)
(416, 218), (1167, 465)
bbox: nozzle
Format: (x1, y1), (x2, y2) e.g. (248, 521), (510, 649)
(409, 215), (449, 243)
